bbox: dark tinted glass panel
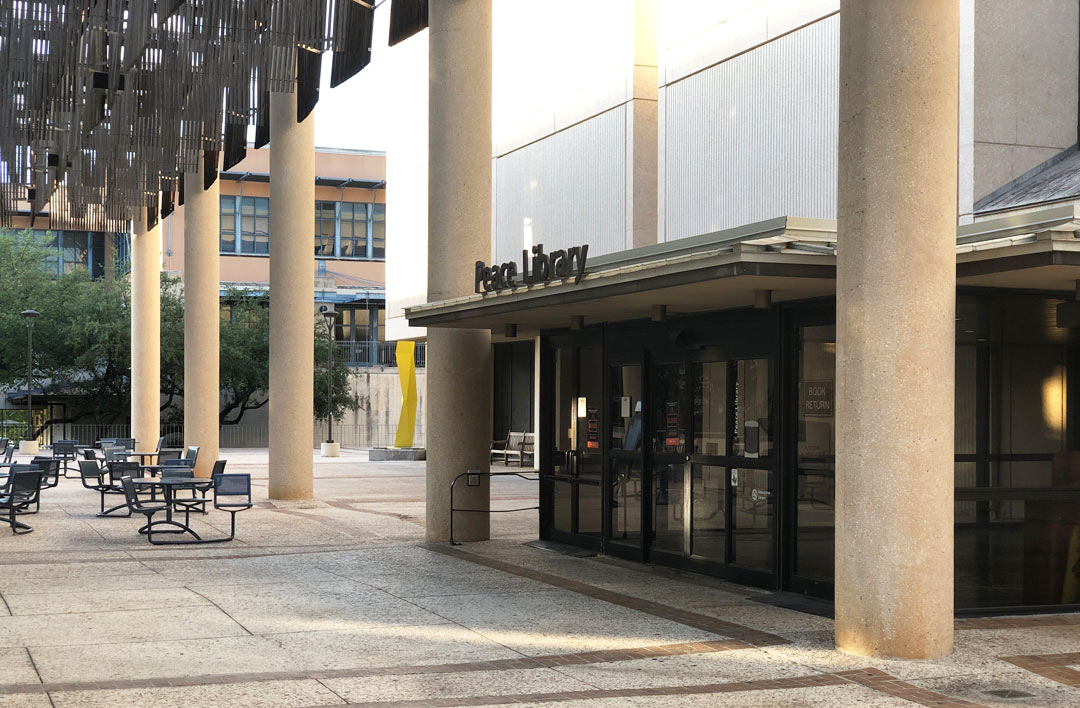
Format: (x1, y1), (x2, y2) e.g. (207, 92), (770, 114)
(693, 361), (726, 456)
(733, 359), (771, 457)
(795, 326), (834, 582)
(220, 196), (236, 252)
(651, 363), (686, 454)
(651, 462), (684, 554)
(691, 465), (725, 562)
(610, 365), (642, 451)
(611, 458), (642, 545)
(732, 467), (773, 571)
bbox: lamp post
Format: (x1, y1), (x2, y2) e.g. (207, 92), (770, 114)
(319, 305), (340, 457)
(20, 309), (39, 455)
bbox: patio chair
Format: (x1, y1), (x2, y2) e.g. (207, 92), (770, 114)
(157, 448), (182, 463)
(116, 438), (136, 451)
(52, 440), (79, 478)
(0, 466), (44, 534)
(119, 476), (167, 544)
(161, 466), (207, 521)
(79, 459), (120, 514)
(213, 473), (252, 541)
(98, 461), (143, 517)
(30, 458), (60, 510)
(183, 445), (200, 467)
(3, 443), (14, 463)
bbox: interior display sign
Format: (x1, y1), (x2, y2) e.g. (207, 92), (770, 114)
(586, 408), (599, 449)
(475, 243), (589, 293)
(665, 401), (680, 447)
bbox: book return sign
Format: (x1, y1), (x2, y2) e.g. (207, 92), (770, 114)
(802, 380), (834, 417)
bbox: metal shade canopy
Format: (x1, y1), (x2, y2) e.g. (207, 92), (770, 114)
(0, 0), (378, 232)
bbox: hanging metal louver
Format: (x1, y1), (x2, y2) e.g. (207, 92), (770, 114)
(0, 0), (378, 232)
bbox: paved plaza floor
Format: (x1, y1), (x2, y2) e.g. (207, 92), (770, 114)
(0, 449), (1077, 707)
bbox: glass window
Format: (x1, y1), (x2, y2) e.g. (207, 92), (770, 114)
(314, 201), (336, 256)
(610, 365), (642, 451)
(651, 363), (686, 454)
(239, 196), (269, 254)
(795, 326), (835, 583)
(691, 465), (726, 562)
(220, 196), (236, 252)
(733, 359), (771, 458)
(693, 361), (727, 456)
(90, 232), (105, 278)
(339, 202), (368, 258)
(62, 231), (90, 273)
(371, 203), (385, 259)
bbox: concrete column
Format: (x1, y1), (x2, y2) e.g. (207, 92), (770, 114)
(426, 0), (493, 542)
(836, 0), (958, 659)
(130, 209), (161, 452)
(268, 86), (315, 500)
(627, 0), (657, 250)
(183, 161), (220, 478)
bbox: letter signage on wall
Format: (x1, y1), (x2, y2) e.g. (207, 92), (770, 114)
(474, 243), (589, 294)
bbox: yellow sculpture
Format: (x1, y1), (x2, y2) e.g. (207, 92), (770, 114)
(394, 341), (417, 448)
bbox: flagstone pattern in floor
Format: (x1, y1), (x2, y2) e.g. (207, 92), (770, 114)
(0, 448), (1074, 708)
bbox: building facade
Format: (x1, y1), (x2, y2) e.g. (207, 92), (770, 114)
(381, 0), (1080, 627)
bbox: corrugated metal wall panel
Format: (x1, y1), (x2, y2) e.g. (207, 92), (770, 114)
(663, 15), (839, 241)
(494, 105), (627, 263)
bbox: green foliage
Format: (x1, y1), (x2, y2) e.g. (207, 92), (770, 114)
(218, 287), (270, 425)
(0, 229), (184, 434)
(1, 229), (358, 433)
(313, 320), (359, 426)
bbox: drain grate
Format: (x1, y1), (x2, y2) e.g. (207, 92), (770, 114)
(983, 689), (1037, 699)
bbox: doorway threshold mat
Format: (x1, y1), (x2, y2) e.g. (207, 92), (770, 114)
(524, 540), (598, 558)
(751, 592), (834, 618)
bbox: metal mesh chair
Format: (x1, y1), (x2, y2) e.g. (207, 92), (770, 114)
(116, 438), (136, 451)
(0, 466), (44, 534)
(161, 466), (206, 521)
(52, 440), (79, 478)
(157, 448), (182, 462)
(3, 443), (14, 463)
(30, 458), (60, 511)
(213, 474), (252, 540)
(98, 461), (142, 517)
(119, 476), (167, 544)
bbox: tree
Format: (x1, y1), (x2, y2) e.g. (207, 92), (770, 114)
(313, 320), (359, 425)
(0, 230), (184, 437)
(218, 287), (270, 425)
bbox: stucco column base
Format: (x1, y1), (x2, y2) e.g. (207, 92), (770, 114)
(183, 164), (220, 479)
(425, 327), (492, 542)
(267, 86), (315, 501)
(835, 0), (958, 660)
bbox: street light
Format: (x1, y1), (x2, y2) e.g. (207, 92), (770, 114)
(21, 309), (38, 448)
(319, 305), (339, 451)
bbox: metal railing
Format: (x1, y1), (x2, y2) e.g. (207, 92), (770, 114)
(449, 470), (540, 545)
(334, 341), (426, 368)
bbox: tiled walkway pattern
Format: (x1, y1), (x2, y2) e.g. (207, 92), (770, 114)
(0, 449), (1075, 708)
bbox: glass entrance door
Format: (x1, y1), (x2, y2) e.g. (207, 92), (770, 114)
(542, 337), (603, 548)
(644, 355), (776, 585)
(609, 363), (644, 559)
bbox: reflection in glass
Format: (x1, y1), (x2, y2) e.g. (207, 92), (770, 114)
(610, 365), (643, 451)
(652, 364), (686, 454)
(552, 480), (571, 533)
(651, 462), (684, 554)
(795, 326), (834, 582)
(691, 465), (725, 562)
(733, 359), (771, 457)
(611, 458), (642, 545)
(693, 362), (726, 456)
(732, 467), (773, 571)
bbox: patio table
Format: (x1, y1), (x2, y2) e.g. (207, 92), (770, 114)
(131, 477), (203, 540)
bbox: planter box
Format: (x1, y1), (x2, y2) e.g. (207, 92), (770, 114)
(369, 447), (426, 461)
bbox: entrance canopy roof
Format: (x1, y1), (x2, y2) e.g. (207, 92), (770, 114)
(407, 205), (1080, 333)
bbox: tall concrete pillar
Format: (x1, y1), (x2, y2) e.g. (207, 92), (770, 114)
(130, 209), (161, 452)
(268, 86), (315, 500)
(628, 0), (657, 249)
(426, 0), (493, 542)
(836, 0), (958, 659)
(183, 161), (220, 477)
